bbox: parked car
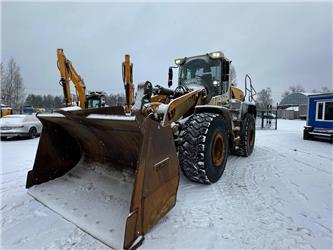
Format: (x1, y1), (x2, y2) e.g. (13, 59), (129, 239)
(0, 114), (42, 139)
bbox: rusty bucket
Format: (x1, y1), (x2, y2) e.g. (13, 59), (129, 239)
(26, 107), (180, 249)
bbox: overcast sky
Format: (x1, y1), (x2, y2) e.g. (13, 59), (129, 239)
(2, 1), (332, 102)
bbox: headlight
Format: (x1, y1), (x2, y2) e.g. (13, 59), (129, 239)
(213, 80), (220, 87)
(175, 58), (185, 65)
(209, 51), (224, 59)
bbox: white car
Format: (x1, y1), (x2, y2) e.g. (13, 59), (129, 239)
(0, 114), (42, 139)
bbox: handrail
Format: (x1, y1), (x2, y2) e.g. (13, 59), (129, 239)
(245, 74), (256, 102)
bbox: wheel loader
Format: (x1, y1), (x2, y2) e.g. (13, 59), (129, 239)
(26, 50), (256, 249)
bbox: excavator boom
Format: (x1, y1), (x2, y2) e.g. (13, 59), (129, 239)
(57, 49), (72, 106)
(57, 48), (87, 108)
(123, 54), (134, 113)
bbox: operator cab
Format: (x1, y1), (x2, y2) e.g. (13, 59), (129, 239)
(175, 51), (231, 101)
(86, 91), (106, 108)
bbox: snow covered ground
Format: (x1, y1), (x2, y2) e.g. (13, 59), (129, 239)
(1, 119), (332, 249)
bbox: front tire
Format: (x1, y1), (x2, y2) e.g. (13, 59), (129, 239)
(178, 113), (229, 184)
(29, 127), (37, 139)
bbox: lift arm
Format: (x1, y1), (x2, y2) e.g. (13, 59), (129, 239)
(122, 54), (133, 113)
(57, 48), (86, 108)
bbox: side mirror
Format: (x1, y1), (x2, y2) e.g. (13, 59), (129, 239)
(168, 67), (173, 88)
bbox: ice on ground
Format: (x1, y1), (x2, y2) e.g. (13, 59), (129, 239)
(1, 119), (332, 249)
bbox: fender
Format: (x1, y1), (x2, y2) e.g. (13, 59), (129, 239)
(194, 105), (233, 134)
(240, 102), (257, 119)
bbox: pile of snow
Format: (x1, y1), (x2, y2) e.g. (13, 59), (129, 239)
(59, 106), (82, 111)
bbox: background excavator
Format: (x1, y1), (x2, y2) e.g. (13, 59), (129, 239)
(57, 48), (106, 109)
(26, 50), (256, 249)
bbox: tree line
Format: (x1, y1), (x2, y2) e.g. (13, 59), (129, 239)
(24, 93), (126, 110)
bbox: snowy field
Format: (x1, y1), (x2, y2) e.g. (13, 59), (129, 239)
(1, 119), (332, 249)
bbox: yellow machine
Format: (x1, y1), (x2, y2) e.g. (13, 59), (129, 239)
(26, 50), (256, 249)
(57, 48), (106, 109)
(122, 54), (134, 113)
(231, 86), (245, 100)
(0, 105), (13, 117)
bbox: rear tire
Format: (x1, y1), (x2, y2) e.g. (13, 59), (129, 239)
(178, 113), (229, 184)
(29, 127), (37, 139)
(233, 113), (256, 157)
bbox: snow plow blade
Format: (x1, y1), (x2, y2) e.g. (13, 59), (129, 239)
(26, 107), (180, 249)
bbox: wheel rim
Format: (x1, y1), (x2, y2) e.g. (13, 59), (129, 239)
(211, 132), (225, 167)
(30, 128), (36, 137)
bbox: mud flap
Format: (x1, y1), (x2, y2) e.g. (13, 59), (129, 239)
(26, 107), (180, 249)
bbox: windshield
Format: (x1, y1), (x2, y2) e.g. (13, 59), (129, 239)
(88, 98), (101, 108)
(179, 58), (221, 85)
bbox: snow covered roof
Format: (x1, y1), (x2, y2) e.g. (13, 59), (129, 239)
(301, 92), (317, 96)
(280, 93), (309, 106)
(1, 104), (11, 108)
(285, 106), (299, 111)
(308, 92), (333, 97)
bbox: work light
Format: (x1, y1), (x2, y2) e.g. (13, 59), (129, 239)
(209, 51), (224, 59)
(175, 58), (185, 65)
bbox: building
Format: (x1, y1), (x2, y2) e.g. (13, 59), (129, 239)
(279, 92), (312, 119)
(280, 106), (299, 120)
(303, 92), (333, 143)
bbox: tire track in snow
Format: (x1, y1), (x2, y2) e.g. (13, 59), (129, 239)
(214, 146), (317, 249)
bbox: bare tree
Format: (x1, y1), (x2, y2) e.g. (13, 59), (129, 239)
(1, 58), (25, 108)
(256, 87), (273, 109)
(289, 84), (305, 93)
(281, 84), (305, 99)
(1, 62), (6, 103)
(281, 90), (290, 99)
(312, 86), (332, 93)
